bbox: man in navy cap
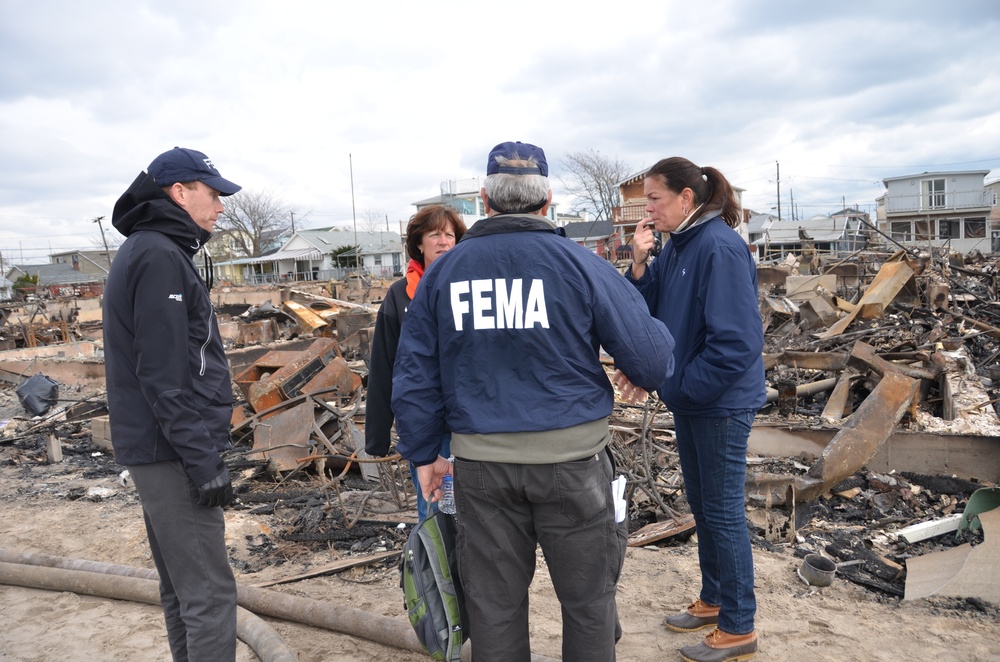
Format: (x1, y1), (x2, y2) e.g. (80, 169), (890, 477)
(392, 141), (676, 661)
(104, 147), (241, 661)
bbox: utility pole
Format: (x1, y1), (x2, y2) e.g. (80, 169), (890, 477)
(790, 189), (795, 221)
(349, 153), (358, 269)
(290, 211), (296, 233)
(775, 161), (782, 222)
(93, 216), (112, 271)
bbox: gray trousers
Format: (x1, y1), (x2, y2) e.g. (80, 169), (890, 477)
(454, 452), (626, 662)
(129, 460), (237, 662)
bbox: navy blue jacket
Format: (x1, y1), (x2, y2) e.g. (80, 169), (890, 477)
(103, 172), (233, 486)
(392, 214), (675, 466)
(627, 215), (766, 416)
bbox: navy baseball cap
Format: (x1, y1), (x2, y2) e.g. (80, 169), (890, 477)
(486, 141), (548, 177)
(147, 147), (242, 196)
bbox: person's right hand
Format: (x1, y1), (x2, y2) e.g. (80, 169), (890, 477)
(416, 456), (454, 505)
(197, 468), (234, 507)
(632, 218), (656, 266)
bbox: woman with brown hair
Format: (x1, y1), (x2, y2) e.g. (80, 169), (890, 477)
(619, 157), (765, 662)
(364, 204), (467, 520)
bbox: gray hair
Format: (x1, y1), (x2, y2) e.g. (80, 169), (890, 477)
(484, 156), (549, 214)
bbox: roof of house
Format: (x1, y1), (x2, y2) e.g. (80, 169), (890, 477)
(49, 249), (115, 258)
(7, 263), (102, 285)
(562, 220), (614, 241)
(883, 170), (991, 185)
(746, 213), (778, 233)
(752, 217), (849, 245)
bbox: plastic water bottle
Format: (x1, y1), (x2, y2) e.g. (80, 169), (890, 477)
(440, 459), (456, 514)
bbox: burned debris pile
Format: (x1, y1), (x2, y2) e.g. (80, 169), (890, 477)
(2, 258), (1000, 599)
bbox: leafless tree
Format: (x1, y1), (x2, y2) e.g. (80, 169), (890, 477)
(361, 208), (389, 234)
(88, 233), (123, 251)
(559, 150), (634, 223)
(215, 189), (295, 257)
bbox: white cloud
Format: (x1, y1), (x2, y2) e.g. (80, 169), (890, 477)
(0, 0), (998, 259)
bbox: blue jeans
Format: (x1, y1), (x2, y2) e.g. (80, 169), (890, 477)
(410, 433), (452, 521)
(673, 411), (757, 635)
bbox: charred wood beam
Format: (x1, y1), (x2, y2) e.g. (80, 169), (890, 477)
(767, 377), (839, 404)
(848, 341), (945, 382)
(944, 310), (1000, 341)
(795, 371), (920, 502)
(763, 351), (848, 372)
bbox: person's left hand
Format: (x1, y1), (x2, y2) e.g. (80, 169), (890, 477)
(611, 369), (649, 404)
(416, 456), (454, 505)
(197, 468), (234, 507)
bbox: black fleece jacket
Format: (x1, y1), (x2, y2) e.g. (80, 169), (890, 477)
(102, 172), (233, 486)
(364, 277), (411, 456)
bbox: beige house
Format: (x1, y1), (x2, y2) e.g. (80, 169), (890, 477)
(49, 249), (116, 278)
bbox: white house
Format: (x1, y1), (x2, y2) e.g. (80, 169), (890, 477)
(212, 228), (404, 284)
(876, 170), (993, 255)
(413, 178), (559, 230)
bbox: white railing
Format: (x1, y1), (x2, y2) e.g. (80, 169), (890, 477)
(884, 189), (989, 214)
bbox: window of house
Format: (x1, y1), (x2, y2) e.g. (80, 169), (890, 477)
(374, 255), (382, 266)
(890, 222), (912, 241)
(965, 217), (986, 239)
(922, 178), (946, 209)
(938, 219), (960, 239)
(915, 220), (933, 240)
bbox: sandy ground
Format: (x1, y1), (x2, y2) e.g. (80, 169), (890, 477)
(1, 450), (999, 662)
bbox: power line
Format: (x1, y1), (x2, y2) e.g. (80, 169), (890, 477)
(779, 157), (1000, 170)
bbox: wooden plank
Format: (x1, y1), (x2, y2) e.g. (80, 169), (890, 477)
(627, 515), (696, 547)
(46, 434), (62, 463)
(250, 550), (401, 587)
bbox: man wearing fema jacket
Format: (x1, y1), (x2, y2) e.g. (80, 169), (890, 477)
(392, 141), (676, 662)
(103, 147), (240, 662)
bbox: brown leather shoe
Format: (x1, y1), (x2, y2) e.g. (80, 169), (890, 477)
(662, 599), (720, 632)
(678, 628), (757, 662)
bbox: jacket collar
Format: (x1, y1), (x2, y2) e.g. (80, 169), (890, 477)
(463, 214), (561, 239)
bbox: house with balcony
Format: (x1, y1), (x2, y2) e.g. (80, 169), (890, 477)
(876, 170), (993, 255)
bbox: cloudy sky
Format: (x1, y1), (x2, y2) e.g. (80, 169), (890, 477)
(2, 0), (998, 264)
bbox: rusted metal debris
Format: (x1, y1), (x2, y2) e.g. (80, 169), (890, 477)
(6, 259), (1000, 600)
(757, 249), (1000, 483)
